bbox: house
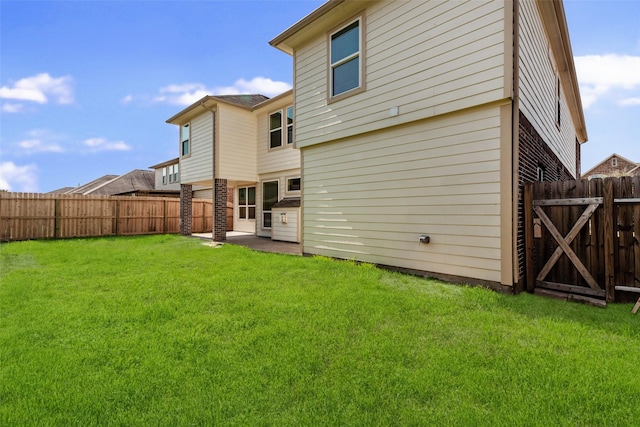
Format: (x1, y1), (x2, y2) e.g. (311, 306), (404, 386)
(268, 0), (587, 291)
(149, 158), (181, 192)
(166, 91), (301, 242)
(50, 170), (155, 196)
(582, 153), (639, 179)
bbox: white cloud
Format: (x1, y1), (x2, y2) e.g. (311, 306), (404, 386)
(619, 97), (640, 107)
(2, 103), (25, 113)
(155, 77), (292, 106)
(0, 161), (38, 192)
(12, 129), (66, 155)
(121, 94), (133, 104)
(0, 73), (74, 105)
(574, 54), (640, 108)
(17, 139), (65, 154)
(82, 137), (131, 152)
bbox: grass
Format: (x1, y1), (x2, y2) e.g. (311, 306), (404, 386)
(1, 235), (639, 426)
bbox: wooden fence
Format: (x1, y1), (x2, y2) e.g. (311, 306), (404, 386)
(0, 192), (213, 242)
(524, 176), (639, 305)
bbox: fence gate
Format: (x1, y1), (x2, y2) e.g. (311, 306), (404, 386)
(524, 177), (640, 307)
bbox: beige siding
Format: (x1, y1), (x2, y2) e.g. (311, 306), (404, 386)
(180, 113), (213, 185)
(518, 0), (578, 176)
(302, 106), (504, 283)
(256, 96), (300, 175)
(217, 105), (258, 182)
(294, 0), (507, 148)
(272, 207), (300, 242)
(256, 172), (301, 238)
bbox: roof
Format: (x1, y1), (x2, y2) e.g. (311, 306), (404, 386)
(149, 157), (179, 169)
(272, 197), (301, 208)
(66, 175), (119, 194)
(48, 186), (75, 194)
(166, 94), (270, 124)
(86, 170), (155, 196)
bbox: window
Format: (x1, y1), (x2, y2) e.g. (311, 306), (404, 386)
(181, 123), (190, 156)
(238, 187), (256, 220)
(286, 106), (294, 144)
(537, 166), (545, 182)
(262, 181), (279, 228)
(173, 163), (179, 183)
(612, 157), (618, 167)
(330, 18), (362, 98)
(269, 111), (282, 149)
(555, 77), (561, 128)
(168, 165), (174, 183)
(287, 177), (301, 192)
(162, 167), (167, 185)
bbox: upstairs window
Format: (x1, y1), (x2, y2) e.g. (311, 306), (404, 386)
(173, 163), (179, 183)
(612, 157), (618, 167)
(168, 165), (174, 183)
(162, 167), (167, 185)
(286, 106), (294, 144)
(181, 123), (190, 156)
(330, 18), (362, 98)
(269, 111), (282, 149)
(555, 77), (561, 128)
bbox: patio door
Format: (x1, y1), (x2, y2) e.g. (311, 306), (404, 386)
(262, 181), (279, 228)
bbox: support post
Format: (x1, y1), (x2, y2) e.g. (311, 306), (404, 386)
(180, 184), (193, 236)
(214, 179), (227, 242)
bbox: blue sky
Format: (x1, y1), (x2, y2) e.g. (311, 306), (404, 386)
(1, 0), (639, 192)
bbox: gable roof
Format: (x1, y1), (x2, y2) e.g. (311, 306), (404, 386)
(66, 174), (119, 194)
(85, 170), (155, 196)
(149, 157), (179, 169)
(582, 153), (640, 177)
(166, 94), (270, 124)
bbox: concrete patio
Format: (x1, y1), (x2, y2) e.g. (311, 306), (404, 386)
(192, 231), (302, 256)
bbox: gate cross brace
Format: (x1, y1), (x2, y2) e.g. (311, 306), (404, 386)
(533, 203), (602, 291)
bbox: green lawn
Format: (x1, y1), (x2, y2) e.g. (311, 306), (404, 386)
(1, 235), (638, 426)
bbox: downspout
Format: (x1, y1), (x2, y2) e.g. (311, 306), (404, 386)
(200, 100), (217, 240)
(512, 0), (522, 288)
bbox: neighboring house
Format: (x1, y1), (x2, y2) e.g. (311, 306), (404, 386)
(50, 170), (155, 196)
(149, 158), (181, 191)
(166, 91), (301, 242)
(582, 153), (640, 179)
(269, 0), (587, 291)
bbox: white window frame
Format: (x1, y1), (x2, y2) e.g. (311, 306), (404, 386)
(168, 165), (174, 183)
(173, 163), (179, 183)
(269, 111), (283, 150)
(181, 123), (190, 157)
(238, 186), (256, 221)
(286, 177), (301, 194)
(262, 180), (279, 229)
(329, 16), (364, 102)
(162, 167), (167, 185)
(286, 106), (294, 145)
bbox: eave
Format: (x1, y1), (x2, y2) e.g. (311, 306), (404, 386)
(536, 0), (588, 143)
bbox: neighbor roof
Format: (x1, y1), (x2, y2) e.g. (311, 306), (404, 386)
(166, 94), (270, 124)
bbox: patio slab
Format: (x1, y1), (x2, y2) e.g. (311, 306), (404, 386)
(192, 232), (302, 256)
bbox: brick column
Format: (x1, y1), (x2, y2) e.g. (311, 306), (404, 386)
(214, 178), (227, 242)
(180, 184), (193, 236)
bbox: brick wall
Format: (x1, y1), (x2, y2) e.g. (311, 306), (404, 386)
(516, 111), (574, 287)
(214, 178), (227, 242)
(180, 184), (193, 236)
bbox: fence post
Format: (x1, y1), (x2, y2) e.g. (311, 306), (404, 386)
(54, 197), (61, 239)
(603, 179), (615, 302)
(163, 199), (168, 233)
(524, 184), (535, 292)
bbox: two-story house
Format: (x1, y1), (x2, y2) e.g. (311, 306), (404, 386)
(166, 91), (301, 242)
(269, 0), (587, 291)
